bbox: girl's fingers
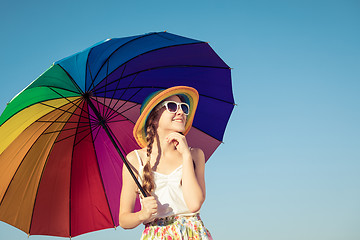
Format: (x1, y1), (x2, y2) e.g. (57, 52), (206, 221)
(166, 133), (185, 144)
(140, 196), (158, 220)
(165, 133), (190, 154)
(142, 197), (158, 209)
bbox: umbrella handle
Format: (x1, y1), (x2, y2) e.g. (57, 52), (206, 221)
(85, 96), (148, 198)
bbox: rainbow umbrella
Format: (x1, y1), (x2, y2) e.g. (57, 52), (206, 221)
(0, 32), (234, 238)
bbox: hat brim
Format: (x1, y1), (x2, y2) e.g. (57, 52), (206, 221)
(133, 86), (199, 148)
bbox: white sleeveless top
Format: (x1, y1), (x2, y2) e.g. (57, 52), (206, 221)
(134, 150), (197, 223)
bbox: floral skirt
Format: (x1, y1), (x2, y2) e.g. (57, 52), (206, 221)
(140, 213), (213, 240)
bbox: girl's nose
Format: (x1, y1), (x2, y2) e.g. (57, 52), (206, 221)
(176, 107), (185, 115)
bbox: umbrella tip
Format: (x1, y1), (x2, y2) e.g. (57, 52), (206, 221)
(229, 67), (234, 70)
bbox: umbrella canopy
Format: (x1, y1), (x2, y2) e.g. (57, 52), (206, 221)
(0, 31), (234, 237)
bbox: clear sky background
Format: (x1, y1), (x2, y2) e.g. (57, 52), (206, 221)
(0, 0), (359, 239)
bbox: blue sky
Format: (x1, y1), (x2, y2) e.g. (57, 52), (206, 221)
(0, 0), (359, 239)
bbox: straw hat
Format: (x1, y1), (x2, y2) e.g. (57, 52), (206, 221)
(133, 86), (199, 148)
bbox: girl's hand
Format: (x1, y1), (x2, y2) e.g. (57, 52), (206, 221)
(139, 196), (158, 222)
(165, 132), (191, 157)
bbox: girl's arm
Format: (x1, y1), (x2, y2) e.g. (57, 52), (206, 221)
(118, 151), (157, 229)
(165, 133), (206, 212)
(181, 147), (206, 212)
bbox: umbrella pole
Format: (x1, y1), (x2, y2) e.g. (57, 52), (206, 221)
(85, 95), (148, 197)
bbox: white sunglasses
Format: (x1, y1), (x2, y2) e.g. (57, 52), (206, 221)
(156, 101), (190, 115)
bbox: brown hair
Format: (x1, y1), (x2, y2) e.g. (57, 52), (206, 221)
(142, 109), (158, 196)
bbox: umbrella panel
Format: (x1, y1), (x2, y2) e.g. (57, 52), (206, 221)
(0, 100), (80, 234)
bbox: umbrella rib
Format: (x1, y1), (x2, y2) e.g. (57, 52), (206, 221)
(103, 87), (142, 123)
(109, 101), (139, 120)
(199, 92), (235, 105)
(38, 97), (97, 123)
(37, 102), (91, 122)
(106, 119), (131, 124)
(103, 72), (139, 120)
(37, 103), (97, 123)
(57, 64), (84, 94)
(101, 60), (110, 119)
(41, 123), (93, 136)
(88, 62), (105, 121)
(91, 123), (102, 143)
(48, 87), (92, 117)
(104, 63), (127, 119)
(37, 86), (82, 95)
(36, 120), (92, 124)
(156, 32), (178, 41)
(53, 124), (96, 144)
(86, 56), (95, 92)
(93, 64), (229, 94)
(73, 125), (96, 147)
(88, 97), (133, 124)
(87, 32), (159, 91)
(106, 102), (139, 124)
(104, 60), (114, 118)
(93, 96), (102, 123)
(85, 61), (103, 122)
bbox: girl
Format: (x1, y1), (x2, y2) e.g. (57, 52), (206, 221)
(119, 86), (213, 239)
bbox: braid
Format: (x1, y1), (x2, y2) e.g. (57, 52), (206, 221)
(142, 110), (157, 195)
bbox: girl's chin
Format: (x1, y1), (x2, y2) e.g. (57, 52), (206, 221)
(171, 123), (185, 129)
(169, 128), (185, 133)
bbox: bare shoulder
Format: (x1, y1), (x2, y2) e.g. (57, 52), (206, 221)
(126, 150), (137, 165)
(189, 147), (205, 166)
(125, 149), (143, 175)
